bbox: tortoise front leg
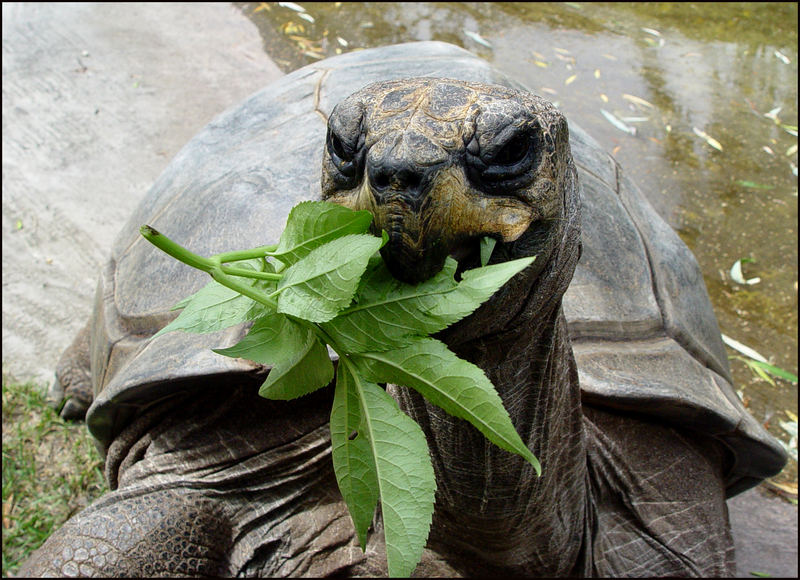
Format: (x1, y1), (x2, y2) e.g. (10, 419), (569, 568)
(21, 384), (381, 577)
(583, 406), (735, 577)
(49, 320), (94, 421)
(18, 488), (235, 577)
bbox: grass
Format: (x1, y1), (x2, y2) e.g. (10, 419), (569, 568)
(1, 374), (107, 577)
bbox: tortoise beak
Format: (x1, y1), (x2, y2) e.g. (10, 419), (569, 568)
(370, 190), (453, 285)
(362, 155), (451, 284)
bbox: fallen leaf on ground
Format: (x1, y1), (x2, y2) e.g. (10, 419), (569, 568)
(692, 127), (723, 151)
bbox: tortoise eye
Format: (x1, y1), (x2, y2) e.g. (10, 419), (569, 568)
(492, 133), (529, 166)
(325, 123), (365, 190)
(466, 127), (540, 194)
(328, 130), (354, 162)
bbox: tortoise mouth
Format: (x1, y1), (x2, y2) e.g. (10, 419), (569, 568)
(380, 234), (485, 285)
(379, 241), (445, 285)
(449, 236), (484, 279)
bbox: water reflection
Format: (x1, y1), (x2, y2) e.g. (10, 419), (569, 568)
(241, 1), (797, 485)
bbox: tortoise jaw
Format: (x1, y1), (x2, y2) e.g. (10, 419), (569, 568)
(378, 235), (450, 285)
(379, 232), (485, 285)
(449, 236), (484, 278)
(327, 170), (533, 284)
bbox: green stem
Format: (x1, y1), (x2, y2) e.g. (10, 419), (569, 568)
(266, 287), (284, 301)
(209, 268), (279, 310)
(215, 244), (279, 264)
(140, 225), (279, 310)
(219, 265), (283, 281)
(140, 225), (215, 272)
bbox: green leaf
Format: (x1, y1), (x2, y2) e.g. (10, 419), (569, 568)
(213, 312), (308, 364)
(742, 358), (798, 384)
(271, 201), (373, 266)
(154, 277), (272, 338)
(343, 360), (436, 578)
(427, 255), (535, 322)
(330, 364), (379, 550)
(323, 255), (534, 353)
(480, 236), (497, 267)
(354, 338), (540, 474)
(749, 360), (777, 385)
(276, 234), (384, 323)
(322, 258), (459, 352)
(735, 180), (774, 190)
(258, 330), (333, 400)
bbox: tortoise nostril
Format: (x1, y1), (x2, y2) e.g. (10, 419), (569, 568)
(404, 171), (422, 191)
(369, 162), (426, 195)
(372, 169), (391, 190)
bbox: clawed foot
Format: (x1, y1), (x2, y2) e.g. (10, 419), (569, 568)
(50, 322), (94, 421)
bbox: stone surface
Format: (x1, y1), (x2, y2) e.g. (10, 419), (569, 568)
(728, 487), (798, 578)
(2, 2), (283, 386)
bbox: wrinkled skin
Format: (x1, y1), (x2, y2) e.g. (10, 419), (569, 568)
(21, 79), (734, 577)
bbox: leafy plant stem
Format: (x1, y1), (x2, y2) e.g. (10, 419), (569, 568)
(140, 225), (279, 310)
(215, 244), (278, 263)
(143, 202), (539, 577)
(210, 269), (279, 310)
(140, 225), (215, 271)
(218, 265), (282, 281)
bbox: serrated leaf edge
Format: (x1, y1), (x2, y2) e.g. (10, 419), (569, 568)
(354, 338), (540, 474)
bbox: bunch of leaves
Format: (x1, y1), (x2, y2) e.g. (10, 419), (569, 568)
(140, 201), (538, 577)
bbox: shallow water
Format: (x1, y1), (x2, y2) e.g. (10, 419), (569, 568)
(241, 1), (797, 485)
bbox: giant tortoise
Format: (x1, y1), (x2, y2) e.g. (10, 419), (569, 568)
(21, 41), (786, 577)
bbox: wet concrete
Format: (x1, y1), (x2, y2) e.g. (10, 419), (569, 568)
(1, 2), (795, 578)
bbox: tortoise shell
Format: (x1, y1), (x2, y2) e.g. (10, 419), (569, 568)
(84, 41), (785, 496)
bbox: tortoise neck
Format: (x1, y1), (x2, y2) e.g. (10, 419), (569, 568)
(390, 301), (589, 574)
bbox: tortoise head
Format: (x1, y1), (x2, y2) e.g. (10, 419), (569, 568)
(321, 78), (577, 287)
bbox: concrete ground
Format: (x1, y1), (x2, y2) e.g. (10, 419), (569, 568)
(2, 3), (796, 578)
(2, 2), (282, 387)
